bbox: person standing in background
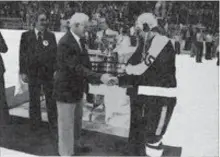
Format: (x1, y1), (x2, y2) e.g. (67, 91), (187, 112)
(184, 26), (191, 50)
(205, 29), (213, 60)
(212, 32), (219, 58)
(50, 4), (61, 32)
(0, 31), (9, 125)
(174, 25), (181, 55)
(129, 15), (138, 47)
(26, 6), (35, 30)
(190, 26), (197, 57)
(217, 45), (219, 66)
(195, 28), (204, 63)
(96, 17), (119, 51)
(19, 9), (58, 133)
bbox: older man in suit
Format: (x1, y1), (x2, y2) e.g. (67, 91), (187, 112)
(19, 9), (57, 131)
(0, 31), (9, 125)
(53, 13), (116, 156)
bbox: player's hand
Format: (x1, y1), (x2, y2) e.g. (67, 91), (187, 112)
(100, 74), (118, 86)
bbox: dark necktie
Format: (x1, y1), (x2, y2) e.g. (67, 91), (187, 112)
(79, 38), (86, 52)
(37, 31), (43, 48)
(103, 30), (106, 36)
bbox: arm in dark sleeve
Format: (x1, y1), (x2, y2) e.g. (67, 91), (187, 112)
(118, 74), (139, 87)
(51, 33), (58, 72)
(57, 42), (102, 84)
(0, 32), (8, 53)
(19, 33), (28, 74)
(118, 38), (143, 87)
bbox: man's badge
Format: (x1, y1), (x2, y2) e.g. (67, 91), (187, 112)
(43, 40), (49, 46)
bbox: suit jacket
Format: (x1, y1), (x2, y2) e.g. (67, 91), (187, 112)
(0, 32), (8, 76)
(53, 31), (102, 103)
(19, 29), (57, 80)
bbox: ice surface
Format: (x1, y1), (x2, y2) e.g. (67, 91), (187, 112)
(1, 29), (219, 156)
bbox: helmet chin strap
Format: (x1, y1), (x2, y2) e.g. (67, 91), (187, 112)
(144, 31), (156, 42)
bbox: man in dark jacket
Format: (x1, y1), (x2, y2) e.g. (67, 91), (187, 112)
(53, 12), (116, 156)
(19, 9), (58, 131)
(0, 31), (9, 125)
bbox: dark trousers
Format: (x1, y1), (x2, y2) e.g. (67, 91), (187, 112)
(196, 42), (203, 63)
(175, 41), (180, 54)
(184, 38), (191, 50)
(128, 95), (176, 155)
(0, 74), (10, 125)
(190, 43), (197, 57)
(217, 51), (219, 66)
(28, 77), (57, 129)
(130, 36), (137, 47)
(205, 42), (212, 60)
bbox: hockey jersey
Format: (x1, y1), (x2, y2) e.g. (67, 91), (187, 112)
(119, 34), (177, 97)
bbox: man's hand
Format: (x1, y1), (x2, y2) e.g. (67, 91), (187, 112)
(107, 76), (118, 86)
(100, 73), (111, 84)
(125, 64), (133, 75)
(20, 74), (28, 83)
(100, 73), (118, 86)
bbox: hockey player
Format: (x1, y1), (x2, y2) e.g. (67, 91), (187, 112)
(118, 13), (177, 156)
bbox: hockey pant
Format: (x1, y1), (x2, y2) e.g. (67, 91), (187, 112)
(128, 95), (176, 155)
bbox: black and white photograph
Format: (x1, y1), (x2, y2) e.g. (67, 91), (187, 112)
(0, 1), (219, 156)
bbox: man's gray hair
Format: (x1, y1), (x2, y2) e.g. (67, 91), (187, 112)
(69, 12), (89, 27)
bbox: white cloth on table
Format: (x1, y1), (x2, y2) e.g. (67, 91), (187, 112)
(14, 74), (28, 96)
(89, 84), (130, 126)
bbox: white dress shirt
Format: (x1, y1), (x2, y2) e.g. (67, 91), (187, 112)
(35, 28), (43, 40)
(70, 30), (82, 50)
(206, 34), (213, 42)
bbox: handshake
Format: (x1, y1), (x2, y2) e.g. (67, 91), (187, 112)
(100, 73), (119, 86)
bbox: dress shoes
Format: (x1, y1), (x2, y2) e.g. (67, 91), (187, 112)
(74, 145), (92, 155)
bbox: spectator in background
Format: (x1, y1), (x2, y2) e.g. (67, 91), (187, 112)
(26, 6), (35, 30)
(174, 25), (181, 54)
(63, 3), (74, 19)
(190, 26), (197, 57)
(0, 31), (9, 125)
(96, 17), (119, 51)
(60, 9), (68, 32)
(205, 29), (213, 60)
(87, 19), (98, 49)
(212, 32), (219, 58)
(195, 28), (204, 63)
(0, 8), (5, 17)
(130, 24), (137, 47)
(184, 25), (192, 51)
(157, 18), (168, 36)
(217, 45), (219, 66)
(50, 3), (61, 31)
(114, 25), (131, 56)
(19, 9), (25, 22)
